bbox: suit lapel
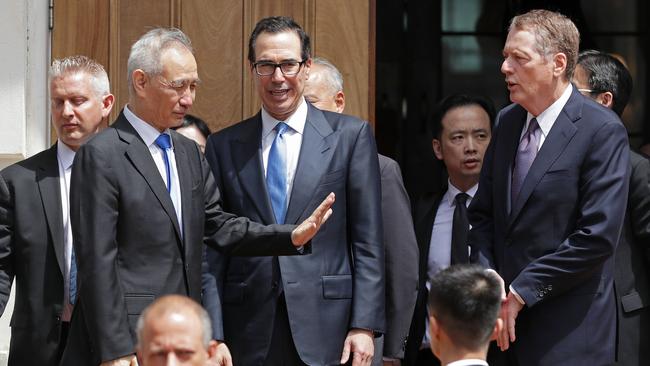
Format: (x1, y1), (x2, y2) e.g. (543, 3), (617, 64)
(114, 115), (182, 239)
(231, 114), (276, 224)
(414, 192), (444, 280)
(284, 105), (335, 224)
(37, 144), (65, 276)
(508, 92), (581, 227)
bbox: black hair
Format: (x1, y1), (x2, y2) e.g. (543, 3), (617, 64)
(173, 114), (211, 139)
(427, 264), (502, 350)
(430, 94), (496, 140)
(577, 50), (633, 117)
(247, 16), (311, 64)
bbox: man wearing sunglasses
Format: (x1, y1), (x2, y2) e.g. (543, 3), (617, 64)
(203, 16), (384, 366)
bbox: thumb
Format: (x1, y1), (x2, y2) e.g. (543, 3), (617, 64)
(340, 338), (351, 364)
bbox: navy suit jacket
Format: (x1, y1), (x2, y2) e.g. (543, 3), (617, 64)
(0, 145), (68, 366)
(60, 112), (299, 365)
(469, 87), (630, 366)
(203, 104), (385, 366)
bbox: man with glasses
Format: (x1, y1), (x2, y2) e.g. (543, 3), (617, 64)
(60, 27), (334, 366)
(203, 16), (384, 366)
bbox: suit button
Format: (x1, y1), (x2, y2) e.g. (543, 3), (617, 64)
(184, 264), (189, 270)
(55, 316), (61, 322)
(272, 281), (278, 290)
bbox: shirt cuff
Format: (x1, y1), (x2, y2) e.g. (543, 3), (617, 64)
(509, 285), (526, 305)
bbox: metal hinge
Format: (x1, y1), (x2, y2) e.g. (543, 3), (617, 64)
(49, 0), (54, 30)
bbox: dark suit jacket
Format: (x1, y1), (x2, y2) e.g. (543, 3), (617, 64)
(0, 145), (67, 366)
(60, 112), (299, 365)
(376, 155), (419, 361)
(614, 150), (650, 365)
(469, 88), (630, 366)
(203, 104), (385, 366)
(403, 190), (443, 366)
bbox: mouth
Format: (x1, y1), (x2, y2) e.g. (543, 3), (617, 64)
(463, 158), (481, 169)
(269, 89), (290, 98)
(506, 80), (517, 90)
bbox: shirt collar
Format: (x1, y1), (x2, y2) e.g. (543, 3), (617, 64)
(446, 359), (488, 366)
(123, 105), (174, 148)
(444, 179), (479, 207)
(261, 97), (308, 139)
(56, 140), (76, 170)
(526, 83), (573, 138)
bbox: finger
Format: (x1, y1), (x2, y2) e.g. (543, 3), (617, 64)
(321, 208), (333, 224)
(352, 351), (364, 366)
(508, 312), (517, 342)
(340, 341), (351, 364)
(314, 192), (335, 218)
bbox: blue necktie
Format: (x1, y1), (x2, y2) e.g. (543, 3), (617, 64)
(267, 122), (289, 224)
(155, 133), (173, 192)
(69, 247), (77, 305)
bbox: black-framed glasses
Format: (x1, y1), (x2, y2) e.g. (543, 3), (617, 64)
(253, 60), (305, 76)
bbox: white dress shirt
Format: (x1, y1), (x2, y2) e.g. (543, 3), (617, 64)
(57, 140), (75, 322)
(520, 83), (573, 151)
(261, 97), (308, 207)
(124, 105), (183, 237)
(447, 359), (488, 366)
(423, 181), (478, 348)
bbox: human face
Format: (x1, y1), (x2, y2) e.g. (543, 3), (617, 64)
(253, 31), (310, 121)
(138, 312), (210, 366)
(304, 65), (338, 112)
(137, 47), (199, 132)
(50, 71), (113, 151)
(501, 29), (557, 115)
(176, 125), (207, 153)
(433, 104), (491, 192)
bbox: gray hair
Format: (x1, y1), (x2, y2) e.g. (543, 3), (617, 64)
(127, 27), (194, 94)
(50, 55), (110, 97)
(311, 57), (344, 95)
(135, 295), (213, 348)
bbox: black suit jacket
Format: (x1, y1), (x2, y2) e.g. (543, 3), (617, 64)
(469, 88), (629, 365)
(404, 190), (443, 366)
(376, 155), (419, 361)
(0, 145), (67, 366)
(60, 112), (299, 365)
(202, 105), (385, 366)
(614, 150), (650, 365)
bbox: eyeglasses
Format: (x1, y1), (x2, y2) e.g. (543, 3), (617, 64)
(253, 60), (305, 76)
(577, 88), (601, 95)
(157, 76), (201, 95)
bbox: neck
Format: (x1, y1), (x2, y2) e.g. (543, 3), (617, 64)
(128, 101), (166, 132)
(526, 78), (570, 116)
(439, 345), (487, 366)
(449, 177), (478, 193)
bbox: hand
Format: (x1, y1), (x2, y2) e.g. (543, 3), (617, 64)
(497, 292), (524, 351)
(291, 192), (335, 246)
(208, 342), (233, 366)
(100, 354), (138, 366)
(340, 329), (374, 366)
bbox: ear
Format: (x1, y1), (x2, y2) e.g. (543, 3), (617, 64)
(101, 94), (115, 118)
(432, 139), (443, 160)
(552, 52), (568, 78)
(206, 340), (219, 359)
(596, 91), (614, 109)
(335, 91), (346, 113)
(303, 57), (312, 80)
(132, 69), (148, 97)
(490, 317), (504, 341)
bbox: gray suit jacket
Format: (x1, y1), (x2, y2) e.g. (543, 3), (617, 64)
(203, 104), (385, 366)
(0, 145), (67, 366)
(60, 112), (299, 365)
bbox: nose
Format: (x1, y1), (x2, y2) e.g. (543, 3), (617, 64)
(62, 100), (74, 117)
(165, 354), (179, 366)
(271, 65), (286, 82)
(465, 136), (478, 153)
(501, 58), (511, 75)
(179, 90), (194, 108)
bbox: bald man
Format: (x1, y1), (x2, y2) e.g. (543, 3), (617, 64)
(136, 295), (224, 366)
(305, 57), (419, 365)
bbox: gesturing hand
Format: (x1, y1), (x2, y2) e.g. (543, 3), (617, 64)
(340, 329), (374, 366)
(497, 291), (524, 351)
(291, 192), (335, 246)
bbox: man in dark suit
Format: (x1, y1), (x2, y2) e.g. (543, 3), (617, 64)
(304, 57), (419, 365)
(203, 17), (384, 366)
(60, 28), (334, 366)
(469, 10), (630, 366)
(0, 55), (115, 366)
(426, 265), (503, 366)
(404, 94), (494, 366)
(572, 49), (650, 365)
